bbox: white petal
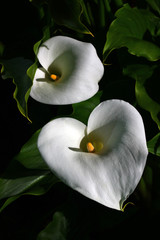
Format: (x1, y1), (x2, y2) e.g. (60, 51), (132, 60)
(30, 36), (104, 105)
(87, 100), (148, 209)
(38, 118), (118, 208)
(38, 118), (87, 186)
(38, 101), (148, 210)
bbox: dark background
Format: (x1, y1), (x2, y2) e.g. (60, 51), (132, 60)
(0, 1), (160, 239)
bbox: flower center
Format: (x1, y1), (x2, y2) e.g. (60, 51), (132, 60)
(86, 141), (103, 153)
(87, 142), (95, 153)
(50, 74), (59, 81)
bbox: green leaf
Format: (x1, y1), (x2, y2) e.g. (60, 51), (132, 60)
(48, 0), (93, 35)
(71, 91), (102, 124)
(123, 64), (160, 129)
(0, 196), (20, 213)
(147, 132), (160, 156)
(0, 171), (59, 212)
(0, 57), (33, 121)
(16, 130), (49, 170)
(37, 212), (67, 240)
(0, 167), (59, 212)
(135, 81), (160, 129)
(123, 64), (156, 83)
(146, 0), (160, 15)
(0, 158), (59, 211)
(103, 4), (160, 61)
(0, 128), (60, 210)
(27, 25), (51, 83)
(0, 160), (49, 200)
(27, 61), (38, 85)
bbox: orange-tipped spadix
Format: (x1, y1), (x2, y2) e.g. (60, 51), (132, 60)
(87, 142), (95, 153)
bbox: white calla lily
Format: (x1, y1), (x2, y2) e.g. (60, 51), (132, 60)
(30, 36), (104, 105)
(37, 100), (148, 210)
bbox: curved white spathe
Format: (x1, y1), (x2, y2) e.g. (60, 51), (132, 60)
(30, 36), (104, 105)
(37, 100), (148, 210)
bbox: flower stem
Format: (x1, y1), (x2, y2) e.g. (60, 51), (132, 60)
(86, 2), (95, 27)
(103, 0), (114, 21)
(80, 0), (92, 26)
(98, 0), (106, 29)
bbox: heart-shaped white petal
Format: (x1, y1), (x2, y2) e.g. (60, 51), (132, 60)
(30, 36), (104, 105)
(38, 100), (148, 210)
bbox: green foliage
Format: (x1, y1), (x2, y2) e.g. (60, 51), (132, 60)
(123, 64), (160, 129)
(0, 130), (59, 212)
(71, 91), (102, 124)
(103, 4), (160, 61)
(0, 158), (59, 211)
(148, 133), (160, 156)
(49, 0), (92, 35)
(0, 160), (49, 201)
(1, 58), (33, 121)
(146, 0), (160, 15)
(37, 212), (67, 240)
(16, 130), (48, 170)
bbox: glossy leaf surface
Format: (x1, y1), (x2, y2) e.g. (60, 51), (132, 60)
(103, 4), (160, 61)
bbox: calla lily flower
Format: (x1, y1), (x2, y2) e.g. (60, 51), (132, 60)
(37, 100), (148, 210)
(30, 36), (104, 105)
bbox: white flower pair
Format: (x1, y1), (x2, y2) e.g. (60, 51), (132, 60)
(30, 36), (148, 210)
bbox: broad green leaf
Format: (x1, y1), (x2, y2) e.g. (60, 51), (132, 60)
(147, 133), (160, 156)
(0, 171), (59, 212)
(1, 57), (33, 121)
(123, 64), (160, 129)
(48, 0), (93, 35)
(71, 91), (102, 124)
(0, 157), (59, 206)
(37, 212), (67, 240)
(0, 128), (60, 209)
(16, 130), (49, 170)
(0, 162), (59, 212)
(123, 64), (156, 83)
(103, 4), (160, 61)
(0, 160), (49, 200)
(135, 81), (160, 129)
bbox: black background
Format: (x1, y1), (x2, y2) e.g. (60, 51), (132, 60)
(0, 1), (160, 239)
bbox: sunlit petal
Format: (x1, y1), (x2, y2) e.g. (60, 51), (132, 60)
(30, 36), (104, 104)
(38, 100), (148, 210)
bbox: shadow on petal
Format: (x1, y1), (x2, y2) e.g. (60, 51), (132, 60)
(47, 50), (77, 83)
(41, 43), (49, 50)
(86, 120), (125, 155)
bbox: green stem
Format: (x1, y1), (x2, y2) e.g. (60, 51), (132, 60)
(80, 0), (92, 26)
(103, 0), (111, 13)
(86, 2), (95, 27)
(98, 0), (106, 28)
(103, 0), (114, 20)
